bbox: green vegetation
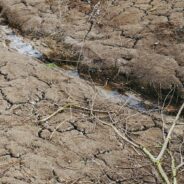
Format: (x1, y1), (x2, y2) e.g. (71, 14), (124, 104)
(46, 63), (57, 68)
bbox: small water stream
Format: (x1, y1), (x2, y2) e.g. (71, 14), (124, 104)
(0, 25), (42, 58)
(0, 24), (159, 113)
(64, 69), (159, 112)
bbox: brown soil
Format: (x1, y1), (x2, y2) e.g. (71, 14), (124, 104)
(0, 45), (164, 183)
(0, 1), (183, 183)
(0, 0), (184, 102)
(0, 33), (183, 184)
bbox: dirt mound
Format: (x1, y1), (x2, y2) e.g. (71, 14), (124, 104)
(0, 0), (184, 101)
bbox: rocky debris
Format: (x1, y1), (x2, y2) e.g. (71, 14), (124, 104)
(0, 0), (184, 101)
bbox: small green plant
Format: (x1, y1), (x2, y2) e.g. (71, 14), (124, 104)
(46, 63), (57, 68)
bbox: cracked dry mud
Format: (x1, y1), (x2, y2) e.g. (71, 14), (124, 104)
(0, 46), (169, 184)
(0, 0), (183, 184)
(0, 0), (184, 101)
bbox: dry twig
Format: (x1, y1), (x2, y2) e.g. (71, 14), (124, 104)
(96, 103), (184, 184)
(39, 96), (184, 184)
(39, 103), (114, 123)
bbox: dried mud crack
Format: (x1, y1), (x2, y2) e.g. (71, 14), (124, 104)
(0, 0), (184, 184)
(0, 0), (184, 103)
(0, 46), (167, 184)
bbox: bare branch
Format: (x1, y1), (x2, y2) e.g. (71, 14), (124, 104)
(156, 103), (184, 161)
(168, 151), (177, 184)
(39, 103), (114, 123)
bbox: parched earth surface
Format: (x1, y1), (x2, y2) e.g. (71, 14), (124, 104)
(0, 0), (184, 101)
(0, 1), (184, 184)
(0, 42), (183, 184)
(0, 44), (171, 184)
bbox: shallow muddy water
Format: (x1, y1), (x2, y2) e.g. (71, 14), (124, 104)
(64, 69), (159, 112)
(0, 25), (42, 58)
(0, 24), (159, 113)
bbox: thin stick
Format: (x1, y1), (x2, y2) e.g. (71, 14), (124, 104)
(156, 103), (184, 161)
(39, 103), (114, 123)
(50, 118), (70, 140)
(168, 151), (177, 184)
(73, 104), (114, 114)
(95, 116), (140, 149)
(39, 103), (72, 123)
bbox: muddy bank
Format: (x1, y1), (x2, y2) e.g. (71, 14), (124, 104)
(0, 23), (161, 113)
(0, 0), (184, 102)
